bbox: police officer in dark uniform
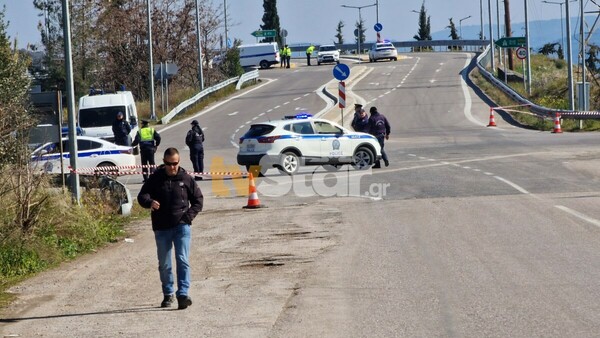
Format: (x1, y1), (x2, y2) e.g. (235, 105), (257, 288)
(185, 120), (205, 180)
(112, 111), (132, 146)
(132, 119), (161, 182)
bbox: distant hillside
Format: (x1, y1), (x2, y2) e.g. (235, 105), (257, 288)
(433, 16), (599, 57)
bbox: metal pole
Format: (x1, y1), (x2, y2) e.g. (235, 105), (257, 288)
(195, 0), (204, 90)
(525, 0), (531, 95)
(358, 7), (362, 62)
(580, 0), (587, 110)
(224, 0), (228, 49)
(376, 0), (379, 23)
(146, 0), (156, 121)
(488, 0), (495, 73)
(480, 0), (485, 39)
(497, 0), (502, 63)
(61, 0), (80, 205)
(565, 0), (575, 110)
(560, 3), (565, 50)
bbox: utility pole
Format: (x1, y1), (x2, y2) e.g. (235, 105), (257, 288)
(146, 0), (156, 121)
(525, 0), (531, 94)
(504, 0), (514, 70)
(224, 0), (228, 49)
(488, 0), (495, 73)
(580, 0), (587, 110)
(195, 0), (204, 90)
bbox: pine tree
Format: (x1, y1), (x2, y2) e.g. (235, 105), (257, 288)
(260, 0), (282, 47)
(355, 19), (366, 49)
(335, 21), (344, 45)
(447, 18), (460, 51)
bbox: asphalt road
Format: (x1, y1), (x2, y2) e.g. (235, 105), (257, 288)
(2, 54), (600, 337)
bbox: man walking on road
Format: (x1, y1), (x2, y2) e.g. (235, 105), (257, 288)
(138, 147), (203, 310)
(368, 106), (391, 168)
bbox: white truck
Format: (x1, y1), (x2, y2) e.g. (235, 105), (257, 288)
(77, 89), (139, 143)
(238, 42), (281, 69)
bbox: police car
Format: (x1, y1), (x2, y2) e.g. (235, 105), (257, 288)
(237, 114), (382, 175)
(30, 136), (136, 174)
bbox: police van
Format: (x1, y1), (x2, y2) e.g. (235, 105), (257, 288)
(78, 89), (139, 143)
(238, 42), (280, 69)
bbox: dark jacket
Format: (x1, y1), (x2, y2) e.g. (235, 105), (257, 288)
(368, 111), (391, 137)
(137, 166), (203, 231)
(185, 125), (205, 148)
(351, 113), (370, 132)
(112, 119), (131, 142)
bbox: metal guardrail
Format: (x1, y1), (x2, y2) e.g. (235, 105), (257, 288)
(476, 46), (600, 119)
(161, 69), (261, 124)
(236, 69), (259, 90)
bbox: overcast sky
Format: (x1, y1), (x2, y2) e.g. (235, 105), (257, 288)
(1, 0), (581, 49)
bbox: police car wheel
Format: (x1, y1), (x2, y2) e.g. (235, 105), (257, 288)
(278, 152), (300, 175)
(352, 147), (374, 170)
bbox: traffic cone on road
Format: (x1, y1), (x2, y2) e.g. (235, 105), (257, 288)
(552, 113), (563, 133)
(243, 173), (264, 209)
(487, 108), (497, 127)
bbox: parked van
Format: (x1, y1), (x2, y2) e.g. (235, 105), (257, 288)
(78, 89), (139, 143)
(238, 42), (280, 69)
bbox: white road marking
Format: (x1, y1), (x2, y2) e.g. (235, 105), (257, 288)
(283, 101), (290, 105)
(461, 53), (486, 127)
(494, 176), (530, 195)
(274, 105), (281, 109)
(293, 97), (301, 101)
(555, 205), (600, 229)
(304, 93), (310, 97)
(228, 111), (238, 116)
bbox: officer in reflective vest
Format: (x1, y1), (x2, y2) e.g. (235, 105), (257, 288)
(132, 120), (161, 182)
(284, 45), (291, 68)
(306, 44), (315, 66)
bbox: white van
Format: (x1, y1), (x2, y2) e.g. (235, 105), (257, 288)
(238, 42), (280, 69)
(78, 90), (139, 143)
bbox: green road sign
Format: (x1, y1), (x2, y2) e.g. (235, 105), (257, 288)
(495, 37), (526, 48)
(251, 30), (277, 38)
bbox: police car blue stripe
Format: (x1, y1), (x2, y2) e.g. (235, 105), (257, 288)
(31, 150), (124, 162)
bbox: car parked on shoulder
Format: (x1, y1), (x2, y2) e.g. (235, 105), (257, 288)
(237, 114), (381, 175)
(30, 135), (136, 174)
(369, 42), (398, 62)
(317, 44), (341, 65)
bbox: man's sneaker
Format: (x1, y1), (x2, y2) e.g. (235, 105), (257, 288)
(177, 295), (192, 310)
(161, 294), (175, 308)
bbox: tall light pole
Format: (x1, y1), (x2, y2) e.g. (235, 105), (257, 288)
(224, 0), (228, 49)
(525, 0), (531, 94)
(460, 15), (472, 39)
(579, 0), (587, 110)
(488, 0), (495, 73)
(195, 0), (204, 90)
(480, 0), (485, 39)
(565, 0), (575, 110)
(341, 3), (377, 59)
(146, 0), (156, 121)
(375, 0), (379, 23)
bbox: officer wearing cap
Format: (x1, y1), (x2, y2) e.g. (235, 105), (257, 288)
(132, 119), (161, 182)
(351, 103), (369, 132)
(185, 120), (205, 180)
(112, 111), (132, 146)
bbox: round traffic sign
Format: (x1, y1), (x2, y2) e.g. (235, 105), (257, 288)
(280, 29), (288, 37)
(374, 23), (383, 32)
(516, 47), (527, 60)
(333, 63), (350, 81)
(353, 29), (359, 38)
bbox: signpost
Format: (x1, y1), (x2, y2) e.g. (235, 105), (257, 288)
(333, 64), (351, 126)
(374, 23), (383, 42)
(516, 47), (527, 60)
(494, 36), (526, 48)
(251, 30), (277, 38)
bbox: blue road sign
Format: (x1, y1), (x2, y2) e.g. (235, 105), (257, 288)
(374, 23), (383, 32)
(333, 63), (350, 81)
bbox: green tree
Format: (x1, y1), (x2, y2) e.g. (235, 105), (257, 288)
(260, 0), (282, 46)
(447, 18), (460, 51)
(335, 20), (344, 45)
(413, 1), (431, 42)
(355, 19), (366, 49)
(219, 39), (244, 77)
(586, 44), (599, 73)
(538, 43), (559, 56)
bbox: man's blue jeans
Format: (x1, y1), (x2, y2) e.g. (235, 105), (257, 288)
(154, 224), (191, 297)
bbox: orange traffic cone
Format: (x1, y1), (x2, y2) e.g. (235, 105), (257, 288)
(552, 112), (563, 133)
(487, 108), (497, 127)
(243, 173), (264, 209)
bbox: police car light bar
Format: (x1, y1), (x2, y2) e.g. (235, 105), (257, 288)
(283, 113), (313, 120)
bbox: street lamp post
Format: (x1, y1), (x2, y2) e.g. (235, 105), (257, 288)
(195, 0), (204, 90)
(459, 15), (472, 39)
(146, 0), (156, 121)
(542, 0), (566, 50)
(565, 0), (575, 110)
(341, 3), (377, 60)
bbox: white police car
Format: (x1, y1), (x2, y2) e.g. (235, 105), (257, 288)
(30, 136), (136, 174)
(237, 114), (382, 175)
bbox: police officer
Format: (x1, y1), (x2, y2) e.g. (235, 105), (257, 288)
(185, 120), (205, 180)
(368, 106), (391, 168)
(306, 44), (315, 66)
(132, 119), (161, 182)
(112, 111), (131, 146)
(284, 44), (291, 68)
(279, 46), (285, 68)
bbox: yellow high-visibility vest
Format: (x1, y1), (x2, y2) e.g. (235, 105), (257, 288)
(139, 127), (154, 141)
